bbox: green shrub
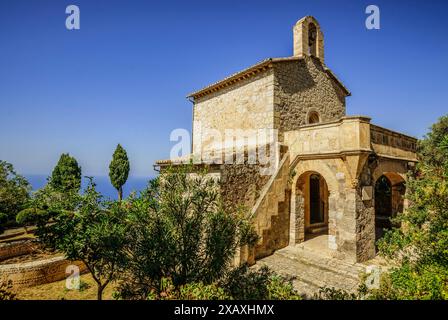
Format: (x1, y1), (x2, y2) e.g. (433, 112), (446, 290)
(140, 267), (300, 301)
(0, 212), (7, 233)
(314, 287), (358, 300)
(221, 265), (300, 300)
(0, 281), (17, 300)
(368, 263), (448, 300)
(16, 208), (47, 226)
(0, 160), (30, 225)
(266, 273), (301, 300)
(179, 282), (230, 300)
(116, 166), (258, 300)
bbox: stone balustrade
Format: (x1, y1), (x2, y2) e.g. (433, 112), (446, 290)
(284, 116), (418, 162)
(370, 124), (417, 161)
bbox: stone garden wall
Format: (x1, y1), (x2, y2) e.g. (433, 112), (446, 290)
(0, 240), (40, 262)
(0, 240), (88, 288)
(0, 256), (87, 288)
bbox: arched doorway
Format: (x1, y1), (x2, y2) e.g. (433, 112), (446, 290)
(309, 174), (325, 224)
(374, 174), (406, 244)
(295, 172), (329, 239)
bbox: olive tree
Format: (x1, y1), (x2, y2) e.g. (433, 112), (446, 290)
(37, 179), (127, 300)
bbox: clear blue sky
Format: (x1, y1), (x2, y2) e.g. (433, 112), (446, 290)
(1, 0), (447, 177)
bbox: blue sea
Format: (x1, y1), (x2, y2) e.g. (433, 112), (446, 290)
(25, 175), (155, 200)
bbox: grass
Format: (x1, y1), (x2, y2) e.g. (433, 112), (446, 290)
(15, 273), (117, 300)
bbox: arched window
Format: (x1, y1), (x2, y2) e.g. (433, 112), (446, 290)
(308, 23), (317, 56)
(308, 111), (320, 124)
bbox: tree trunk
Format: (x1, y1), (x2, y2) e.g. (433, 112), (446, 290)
(118, 187), (123, 202)
(97, 285), (103, 301)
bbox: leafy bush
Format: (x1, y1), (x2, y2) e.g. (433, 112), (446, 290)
(144, 278), (230, 300)
(313, 287), (358, 300)
(368, 263), (448, 300)
(0, 281), (17, 300)
(116, 165), (258, 300)
(120, 266), (301, 301)
(0, 212), (7, 233)
(49, 153), (82, 193)
(16, 208), (47, 228)
(0, 160), (30, 224)
(179, 282), (229, 300)
(221, 265), (300, 300)
(266, 273), (301, 300)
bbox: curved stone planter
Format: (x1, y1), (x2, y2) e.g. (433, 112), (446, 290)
(0, 256), (87, 288)
(0, 240), (40, 261)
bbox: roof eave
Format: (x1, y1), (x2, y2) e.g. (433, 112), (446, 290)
(186, 58), (275, 100)
(187, 55), (351, 100)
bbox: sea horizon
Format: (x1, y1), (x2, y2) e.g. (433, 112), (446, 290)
(25, 174), (156, 200)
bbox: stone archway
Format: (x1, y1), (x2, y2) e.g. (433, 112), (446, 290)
(374, 173), (406, 245)
(295, 172), (329, 239)
(289, 159), (342, 250)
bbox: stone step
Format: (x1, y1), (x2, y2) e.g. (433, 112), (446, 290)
(307, 225), (329, 234)
(276, 246), (364, 280)
(255, 246), (366, 298)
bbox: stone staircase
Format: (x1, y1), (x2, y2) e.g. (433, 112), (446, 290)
(255, 240), (367, 298)
(250, 152), (291, 259)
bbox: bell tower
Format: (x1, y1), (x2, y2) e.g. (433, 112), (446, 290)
(293, 16), (324, 64)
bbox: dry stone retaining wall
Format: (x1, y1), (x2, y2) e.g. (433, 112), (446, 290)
(0, 256), (87, 288)
(0, 240), (40, 262)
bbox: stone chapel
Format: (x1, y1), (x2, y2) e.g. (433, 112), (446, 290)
(156, 16), (418, 265)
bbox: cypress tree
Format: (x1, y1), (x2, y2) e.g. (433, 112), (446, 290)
(49, 153), (82, 193)
(109, 144), (130, 201)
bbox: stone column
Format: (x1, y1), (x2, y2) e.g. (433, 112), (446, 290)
(328, 192), (338, 250)
(339, 188), (358, 263)
(289, 190), (305, 245)
(355, 185), (375, 262)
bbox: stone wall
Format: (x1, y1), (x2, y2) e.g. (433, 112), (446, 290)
(0, 256), (87, 288)
(251, 152), (291, 260)
(192, 69), (275, 153)
(0, 240), (40, 262)
(191, 57), (347, 154)
(273, 57), (346, 133)
(219, 164), (270, 211)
